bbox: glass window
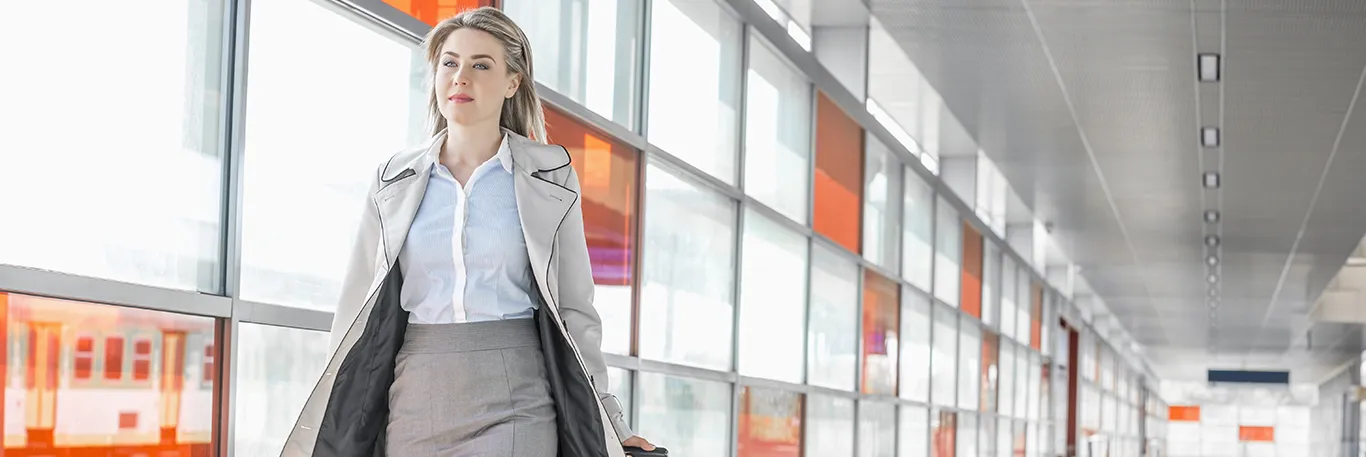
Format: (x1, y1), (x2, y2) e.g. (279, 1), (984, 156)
(1000, 257), (1018, 342)
(983, 242), (999, 327)
(545, 107), (639, 356)
(813, 92), (864, 252)
(934, 197), (962, 307)
(637, 373), (731, 457)
(996, 417), (1013, 457)
(1013, 347), (1029, 418)
(961, 224), (983, 318)
(957, 413), (979, 457)
(957, 320), (981, 410)
(1029, 282), (1043, 351)
(0, 0), (226, 292)
(899, 288), (932, 403)
(899, 405), (930, 457)
(808, 243), (860, 391)
(931, 304), (958, 407)
(806, 394), (855, 456)
(738, 387), (803, 457)
(1015, 269), (1030, 343)
(235, 323), (330, 456)
(647, 0), (743, 184)
(902, 167), (934, 291)
(862, 270), (900, 396)
(863, 136), (903, 271)
(239, 0), (426, 310)
(859, 402), (897, 457)
(608, 367), (633, 426)
(0, 292), (215, 453)
(739, 209), (808, 382)
(998, 341), (1015, 418)
(640, 161), (738, 370)
(981, 331), (999, 413)
(504, 0), (640, 127)
(744, 34), (812, 223)
(931, 411), (958, 457)
(379, 0), (495, 25)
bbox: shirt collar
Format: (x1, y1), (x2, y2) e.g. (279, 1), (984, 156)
(426, 132), (515, 175)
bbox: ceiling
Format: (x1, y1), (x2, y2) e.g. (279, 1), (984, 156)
(868, 0), (1366, 382)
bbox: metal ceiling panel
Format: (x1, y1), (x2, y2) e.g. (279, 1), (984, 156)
(870, 0), (1366, 380)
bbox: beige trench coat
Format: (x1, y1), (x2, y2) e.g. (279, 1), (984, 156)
(280, 129), (631, 457)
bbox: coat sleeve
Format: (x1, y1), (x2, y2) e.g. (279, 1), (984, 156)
(329, 166), (384, 356)
(557, 167), (635, 441)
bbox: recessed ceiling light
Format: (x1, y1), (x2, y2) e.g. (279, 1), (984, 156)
(1205, 210), (1221, 223)
(1207, 255), (1219, 266)
(1203, 172), (1221, 189)
(1202, 127), (1221, 148)
(1199, 53), (1221, 82)
(1207, 273), (1219, 283)
(1205, 235), (1220, 247)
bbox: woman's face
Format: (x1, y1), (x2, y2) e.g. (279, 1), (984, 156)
(434, 28), (520, 128)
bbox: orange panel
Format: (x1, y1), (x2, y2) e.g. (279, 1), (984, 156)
(381, 0), (496, 27)
(861, 270), (900, 395)
(1169, 405), (1201, 422)
(812, 91), (863, 253)
(931, 411), (957, 457)
(1239, 426), (1274, 442)
(1029, 282), (1043, 350)
(980, 331), (998, 412)
(960, 222), (983, 318)
(737, 387), (802, 457)
(544, 107), (639, 288)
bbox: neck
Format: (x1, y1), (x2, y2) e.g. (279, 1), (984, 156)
(441, 121), (504, 167)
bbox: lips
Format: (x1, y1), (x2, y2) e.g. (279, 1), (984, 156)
(449, 94), (473, 103)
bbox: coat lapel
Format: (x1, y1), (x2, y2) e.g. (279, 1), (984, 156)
(507, 132), (576, 310)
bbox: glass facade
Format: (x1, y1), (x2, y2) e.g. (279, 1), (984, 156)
(0, 0), (1157, 455)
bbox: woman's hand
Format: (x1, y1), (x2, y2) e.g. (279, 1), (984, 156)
(621, 435), (657, 453)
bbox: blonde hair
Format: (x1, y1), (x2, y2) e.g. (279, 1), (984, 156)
(422, 7), (547, 143)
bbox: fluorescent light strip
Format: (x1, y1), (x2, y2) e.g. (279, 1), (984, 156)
(1199, 53), (1221, 82)
(1202, 127), (1220, 148)
(1203, 172), (1221, 189)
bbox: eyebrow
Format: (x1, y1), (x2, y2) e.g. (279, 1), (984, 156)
(442, 51), (497, 61)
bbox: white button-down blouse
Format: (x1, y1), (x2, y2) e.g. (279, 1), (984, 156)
(397, 134), (539, 324)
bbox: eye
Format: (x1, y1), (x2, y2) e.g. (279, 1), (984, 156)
(474, 62), (490, 70)
(442, 59), (456, 68)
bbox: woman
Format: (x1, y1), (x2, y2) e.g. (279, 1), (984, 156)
(281, 7), (657, 457)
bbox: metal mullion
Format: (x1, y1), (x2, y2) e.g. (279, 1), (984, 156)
(0, 265), (233, 319)
(727, 27), (751, 456)
(635, 0), (654, 139)
(537, 84), (649, 152)
(645, 145), (744, 201)
(603, 353), (739, 384)
(742, 195), (812, 237)
(218, 0), (254, 453)
(238, 300), (333, 332)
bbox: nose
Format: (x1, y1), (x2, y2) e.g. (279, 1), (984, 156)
(452, 67), (470, 86)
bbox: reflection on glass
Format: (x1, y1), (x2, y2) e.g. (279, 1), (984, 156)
(504, 0), (639, 127)
(956, 413), (978, 457)
(647, 0), (743, 184)
(931, 304), (957, 407)
(737, 387), (802, 457)
(234, 323), (329, 456)
(639, 162), (737, 370)
(863, 137), (903, 271)
(744, 34), (811, 224)
(981, 332), (999, 413)
(807, 244), (859, 391)
(931, 411), (957, 457)
(998, 342), (1015, 419)
(862, 270), (899, 396)
(636, 373), (730, 457)
(997, 417), (1013, 457)
(739, 209), (808, 383)
(1000, 257), (1018, 342)
(899, 405), (929, 457)
(805, 395), (854, 457)
(0, 293), (214, 454)
(899, 288), (931, 403)
(239, 0), (427, 310)
(957, 320), (980, 410)
(859, 401), (896, 457)
(934, 197), (961, 307)
(545, 107), (639, 356)
(0, 0), (225, 292)
(813, 92), (864, 253)
(902, 168), (935, 292)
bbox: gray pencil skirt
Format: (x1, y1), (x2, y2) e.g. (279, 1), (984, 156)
(386, 318), (558, 456)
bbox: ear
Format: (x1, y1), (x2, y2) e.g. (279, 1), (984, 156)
(505, 73), (521, 99)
